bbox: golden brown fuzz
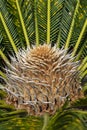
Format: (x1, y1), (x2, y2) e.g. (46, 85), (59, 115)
(4, 44), (83, 115)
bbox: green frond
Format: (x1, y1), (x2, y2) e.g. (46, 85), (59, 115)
(4, 0), (35, 46)
(72, 19), (87, 57)
(42, 114), (49, 130)
(47, 0), (51, 44)
(0, 89), (7, 99)
(36, 0), (47, 43)
(0, 0), (23, 51)
(78, 56), (87, 70)
(83, 83), (87, 94)
(57, 0), (77, 47)
(46, 110), (87, 130)
(76, 40), (87, 61)
(19, 0), (35, 45)
(71, 97), (87, 110)
(0, 50), (10, 65)
(0, 70), (6, 79)
(65, 0), (80, 49)
(81, 63), (87, 72)
(15, 0), (30, 47)
(81, 70), (87, 79)
(50, 0), (64, 43)
(34, 0), (39, 46)
(0, 12), (18, 54)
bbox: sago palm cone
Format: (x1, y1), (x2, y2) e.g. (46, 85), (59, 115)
(4, 44), (83, 115)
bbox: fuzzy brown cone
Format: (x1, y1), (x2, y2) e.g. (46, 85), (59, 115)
(4, 44), (83, 115)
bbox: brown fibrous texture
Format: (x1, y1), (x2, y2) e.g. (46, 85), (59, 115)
(4, 44), (83, 115)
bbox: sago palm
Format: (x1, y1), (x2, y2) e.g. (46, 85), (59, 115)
(0, 0), (87, 130)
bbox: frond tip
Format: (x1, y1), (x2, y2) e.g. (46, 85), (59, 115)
(3, 44), (83, 115)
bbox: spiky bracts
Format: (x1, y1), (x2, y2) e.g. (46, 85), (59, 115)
(4, 44), (83, 115)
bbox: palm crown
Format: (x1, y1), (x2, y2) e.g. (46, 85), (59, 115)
(0, 0), (87, 130)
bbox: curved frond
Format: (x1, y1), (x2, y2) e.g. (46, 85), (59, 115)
(47, 110), (87, 130)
